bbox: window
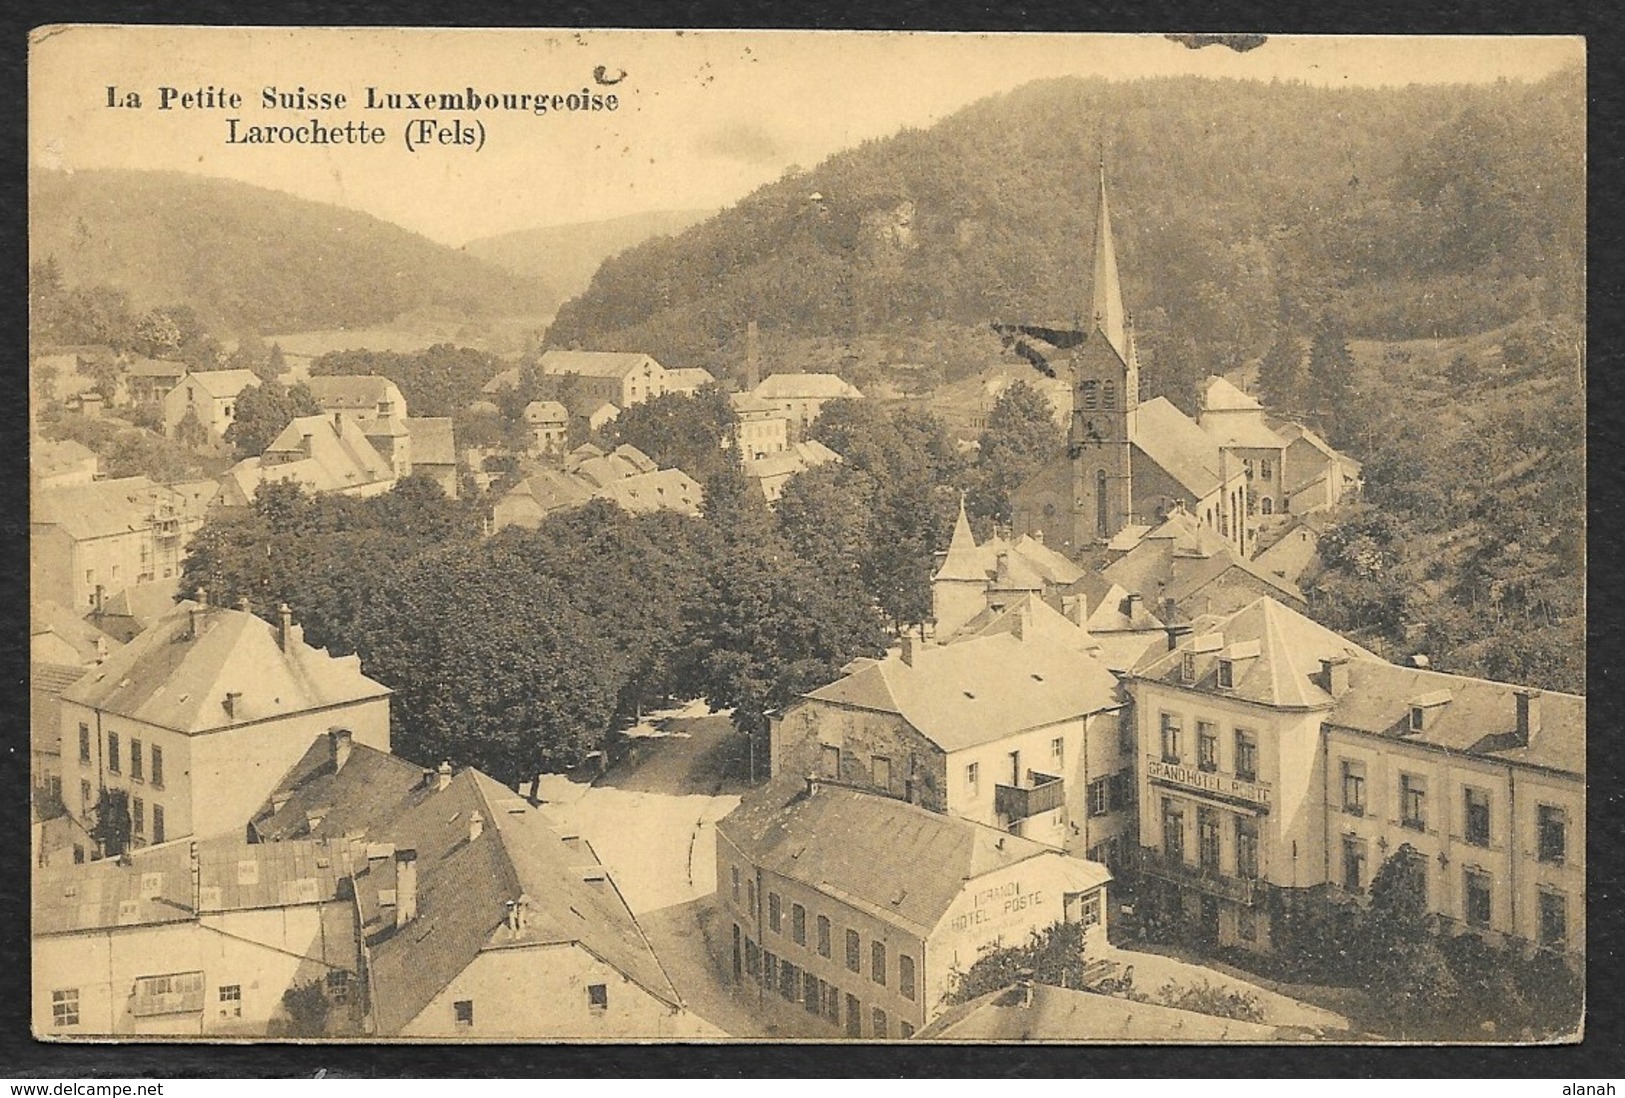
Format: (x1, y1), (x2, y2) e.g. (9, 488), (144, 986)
(1464, 869), (1492, 929)
(845, 994), (862, 1038)
(1080, 379), (1099, 410)
(1262, 497), (1274, 515)
(821, 744), (840, 778)
(1161, 799), (1185, 861)
(768, 892), (782, 933)
(966, 762), (979, 795)
(871, 756), (891, 791)
(1342, 835), (1367, 893)
(824, 982), (840, 1024)
(1197, 808), (1221, 871)
(762, 950), (777, 990)
(1409, 707), (1425, 733)
(1087, 778), (1110, 817)
(1260, 459), (1273, 481)
(1052, 737), (1065, 766)
(1340, 760), (1366, 816)
(1235, 817), (1259, 879)
(900, 1021), (915, 1039)
(792, 903), (807, 946)
(872, 1006), (888, 1039)
(132, 797), (145, 837)
(587, 983), (608, 1011)
(152, 804), (165, 844)
(78, 724), (90, 764)
(1180, 651), (1197, 684)
(1400, 774), (1426, 831)
(1538, 890), (1568, 949)
(845, 929), (861, 973)
(1217, 660), (1235, 689)
(899, 955), (916, 1001)
(107, 731), (121, 774)
(326, 970), (351, 1005)
(454, 1000), (474, 1027)
(1159, 713), (1182, 763)
(80, 781), (92, 814)
(151, 745), (164, 787)
(731, 866), (741, 903)
(130, 740), (143, 782)
(132, 972), (204, 1016)
(52, 989), (80, 1028)
(1538, 805), (1567, 863)
(1464, 787), (1491, 847)
(218, 984), (242, 1019)
(1196, 721), (1218, 772)
(817, 915), (832, 958)
(871, 940), (887, 986)
(1234, 730), (1257, 781)
(803, 974), (823, 1016)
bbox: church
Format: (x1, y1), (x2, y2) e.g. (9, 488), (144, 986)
(1000, 168), (1359, 562)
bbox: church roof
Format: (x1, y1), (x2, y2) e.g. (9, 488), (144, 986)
(935, 497), (986, 582)
(1129, 398), (1226, 499)
(1090, 167), (1128, 364)
(1200, 375), (1263, 413)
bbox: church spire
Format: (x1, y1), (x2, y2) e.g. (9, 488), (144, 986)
(1090, 159), (1129, 364)
(935, 493), (986, 582)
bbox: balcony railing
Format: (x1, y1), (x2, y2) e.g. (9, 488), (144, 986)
(995, 772), (1065, 821)
(1137, 845), (1262, 906)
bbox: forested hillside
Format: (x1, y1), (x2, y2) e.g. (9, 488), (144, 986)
(548, 70), (1582, 407)
(30, 170), (541, 334)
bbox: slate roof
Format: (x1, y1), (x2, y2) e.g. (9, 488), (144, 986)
(62, 600), (390, 733)
(1134, 596), (1377, 709)
(1129, 398), (1227, 499)
(539, 350), (661, 379)
(88, 583), (183, 644)
(918, 982), (1286, 1042)
(522, 400), (569, 425)
(179, 369), (260, 399)
(804, 629), (1122, 752)
(304, 375), (399, 412)
(753, 372), (864, 401)
(32, 476), (172, 541)
(32, 437), (99, 480)
(720, 782), (1110, 938)
(594, 468), (703, 516)
(1200, 375), (1263, 413)
(935, 502), (1083, 588)
(363, 768), (681, 1034)
(405, 417), (456, 466)
(252, 738), (434, 843)
(1103, 512), (1303, 608)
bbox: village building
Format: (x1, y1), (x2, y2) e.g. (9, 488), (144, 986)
(1126, 595), (1583, 961)
(663, 366), (717, 396)
(539, 349), (668, 409)
(490, 443), (703, 531)
(162, 369), (260, 443)
(743, 439), (840, 504)
(931, 498), (1094, 638)
(715, 780), (1113, 1036)
(523, 400), (571, 457)
(124, 358), (187, 406)
(1102, 511), (1307, 618)
(752, 372), (864, 435)
(729, 390), (791, 461)
(57, 595), (391, 856)
(31, 437), (100, 490)
(402, 417), (459, 498)
(302, 376), (413, 479)
(32, 476), (205, 610)
(769, 604), (1133, 864)
(33, 836), (363, 1037)
(217, 412), (397, 506)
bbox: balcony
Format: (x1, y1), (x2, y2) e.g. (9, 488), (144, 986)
(995, 771), (1065, 822)
(1137, 845), (1262, 906)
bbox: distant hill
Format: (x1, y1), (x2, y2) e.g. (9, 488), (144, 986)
(546, 70), (1583, 397)
(462, 208), (715, 306)
(30, 169), (544, 334)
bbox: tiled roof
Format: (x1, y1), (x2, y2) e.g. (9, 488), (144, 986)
(1325, 662), (1583, 777)
(664, 367), (716, 389)
(364, 769), (681, 1034)
(404, 417), (456, 467)
(62, 600), (390, 733)
(1129, 398), (1226, 498)
(264, 413), (394, 485)
(753, 372), (864, 401)
(304, 375), (398, 411)
(805, 629), (1121, 751)
(919, 982), (1285, 1042)
(594, 468), (703, 517)
(180, 369), (260, 399)
(719, 782), (1109, 937)
(539, 350), (660, 379)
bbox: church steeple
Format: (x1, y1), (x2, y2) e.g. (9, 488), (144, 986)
(1090, 160), (1129, 364)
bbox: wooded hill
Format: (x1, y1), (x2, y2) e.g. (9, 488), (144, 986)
(546, 70), (1583, 398)
(29, 169), (543, 334)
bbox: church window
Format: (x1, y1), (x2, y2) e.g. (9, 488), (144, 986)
(1102, 380), (1116, 408)
(1262, 497), (1273, 515)
(1080, 380), (1099, 410)
(1095, 469), (1109, 538)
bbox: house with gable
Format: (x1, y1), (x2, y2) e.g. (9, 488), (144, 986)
(162, 369), (260, 443)
(752, 372), (864, 435)
(217, 412), (398, 506)
(303, 376), (413, 479)
(539, 349), (668, 409)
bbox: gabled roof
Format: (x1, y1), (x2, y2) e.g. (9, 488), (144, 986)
(539, 349), (661, 379)
(1200, 375), (1263, 413)
(664, 367), (716, 389)
(1134, 596), (1376, 709)
(1129, 398), (1226, 499)
(504, 469), (598, 515)
(32, 476), (173, 542)
(480, 366), (523, 395)
(252, 738), (433, 843)
(594, 468), (703, 517)
(87, 582), (183, 643)
(934, 505), (1083, 588)
(62, 600), (390, 734)
(33, 599), (119, 665)
(32, 437), (99, 479)
(729, 390), (781, 416)
(718, 782), (1106, 937)
(742, 440), (839, 484)
(522, 400), (569, 425)
(753, 372), (864, 401)
(304, 375), (399, 412)
(364, 768), (681, 1034)
(1325, 662), (1583, 777)
(404, 417), (456, 466)
(946, 594), (1096, 654)
(1103, 512), (1302, 608)
(919, 982), (1286, 1043)
(804, 630), (1121, 751)
(178, 369), (260, 399)
(264, 413), (394, 487)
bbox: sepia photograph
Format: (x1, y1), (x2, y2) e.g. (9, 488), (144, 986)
(26, 27), (1585, 1047)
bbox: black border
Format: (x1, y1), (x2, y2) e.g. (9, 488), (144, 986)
(4, 0), (1618, 1080)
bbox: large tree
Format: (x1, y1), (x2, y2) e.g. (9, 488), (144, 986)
(610, 386), (741, 484)
(966, 378), (1064, 526)
(222, 381), (322, 459)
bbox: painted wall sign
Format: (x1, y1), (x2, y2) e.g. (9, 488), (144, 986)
(1147, 758), (1272, 806)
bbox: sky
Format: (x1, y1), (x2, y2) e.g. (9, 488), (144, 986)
(29, 28), (1583, 247)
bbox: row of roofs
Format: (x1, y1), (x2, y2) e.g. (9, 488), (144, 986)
(490, 443), (703, 530)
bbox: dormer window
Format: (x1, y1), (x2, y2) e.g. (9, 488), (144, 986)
(1180, 652), (1197, 684)
(1406, 690), (1452, 733)
(1217, 660), (1234, 689)
(1409, 707), (1425, 732)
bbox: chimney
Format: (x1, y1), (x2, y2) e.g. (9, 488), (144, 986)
(511, 893), (531, 934)
(1515, 688), (1542, 744)
(899, 636), (916, 667)
(332, 412), (343, 431)
(745, 320), (761, 391)
(436, 760), (453, 791)
(222, 691), (242, 719)
(394, 849), (418, 928)
(328, 727), (353, 773)
(469, 810), (485, 842)
(277, 603), (293, 652)
(1011, 600), (1029, 641)
(805, 774), (821, 798)
(93, 636), (108, 664)
(93, 584), (105, 618)
(237, 596), (251, 614)
(1319, 656), (1351, 699)
(1126, 593), (1143, 619)
(190, 586), (209, 637)
(1165, 621), (1194, 653)
(995, 552), (1012, 584)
